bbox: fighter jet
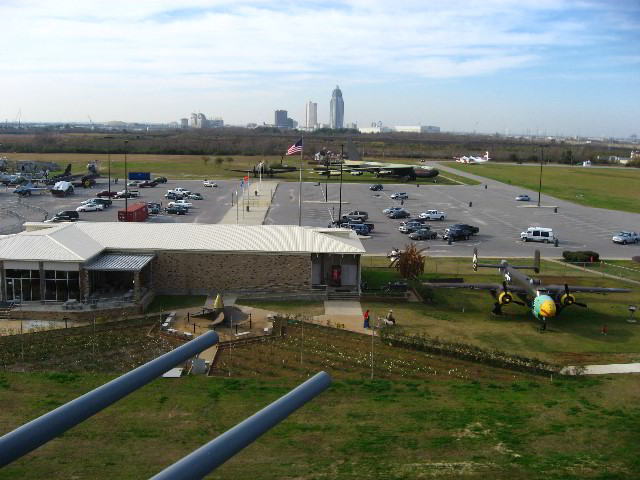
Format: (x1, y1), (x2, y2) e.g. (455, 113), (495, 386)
(12, 181), (48, 196)
(45, 163), (100, 187)
(429, 248), (631, 330)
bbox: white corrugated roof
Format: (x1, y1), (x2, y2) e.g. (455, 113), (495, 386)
(85, 253), (154, 271)
(1, 223), (365, 262)
(0, 224), (103, 262)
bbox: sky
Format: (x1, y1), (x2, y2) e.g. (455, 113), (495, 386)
(1, 0), (639, 138)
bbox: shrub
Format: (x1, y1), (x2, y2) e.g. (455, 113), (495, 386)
(562, 251), (600, 262)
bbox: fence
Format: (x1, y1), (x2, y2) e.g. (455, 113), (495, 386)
(564, 261), (640, 282)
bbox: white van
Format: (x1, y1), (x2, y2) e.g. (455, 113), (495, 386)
(520, 227), (556, 243)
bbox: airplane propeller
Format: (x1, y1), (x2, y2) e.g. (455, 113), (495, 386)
(561, 283), (587, 308)
(493, 282), (525, 315)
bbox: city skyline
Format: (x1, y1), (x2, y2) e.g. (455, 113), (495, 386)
(1, 1), (639, 137)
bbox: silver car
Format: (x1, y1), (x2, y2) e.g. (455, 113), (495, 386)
(612, 231), (640, 245)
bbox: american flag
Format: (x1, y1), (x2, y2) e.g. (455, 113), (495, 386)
(286, 139), (303, 155)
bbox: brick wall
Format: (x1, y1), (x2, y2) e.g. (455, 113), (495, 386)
(154, 252), (312, 294)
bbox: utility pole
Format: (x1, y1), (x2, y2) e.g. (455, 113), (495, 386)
(338, 144), (344, 221)
(298, 137), (303, 226)
(124, 139), (129, 214)
(104, 135), (113, 193)
(538, 146), (544, 207)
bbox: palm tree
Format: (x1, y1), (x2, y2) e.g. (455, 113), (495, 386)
(389, 244), (427, 279)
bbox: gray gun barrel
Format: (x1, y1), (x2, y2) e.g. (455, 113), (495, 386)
(151, 371), (332, 480)
(0, 330), (219, 468)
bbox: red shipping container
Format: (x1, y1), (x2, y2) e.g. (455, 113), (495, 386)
(118, 203), (149, 222)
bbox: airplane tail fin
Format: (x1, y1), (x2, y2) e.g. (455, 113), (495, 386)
(511, 250), (541, 273)
(485, 151), (490, 160)
(64, 164), (71, 175)
(472, 248), (503, 271)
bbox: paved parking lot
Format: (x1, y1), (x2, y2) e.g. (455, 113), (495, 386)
(2, 173), (639, 259)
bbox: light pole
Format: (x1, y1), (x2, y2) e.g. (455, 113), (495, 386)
(338, 144), (344, 221)
(537, 145), (544, 207)
(124, 140), (129, 214)
(104, 136), (113, 193)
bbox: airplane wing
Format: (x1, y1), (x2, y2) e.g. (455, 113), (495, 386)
(544, 285), (631, 294)
(427, 283), (529, 293)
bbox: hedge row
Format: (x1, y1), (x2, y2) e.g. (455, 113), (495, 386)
(562, 250), (600, 262)
(379, 329), (562, 376)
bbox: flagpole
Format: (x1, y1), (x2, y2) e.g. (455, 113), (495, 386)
(298, 136), (303, 226)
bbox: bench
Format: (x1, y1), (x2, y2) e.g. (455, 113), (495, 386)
(235, 331), (250, 337)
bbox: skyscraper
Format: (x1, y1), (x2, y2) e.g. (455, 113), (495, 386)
(330, 85), (344, 129)
(275, 110), (288, 128)
(306, 101), (317, 128)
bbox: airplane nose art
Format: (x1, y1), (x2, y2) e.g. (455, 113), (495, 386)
(539, 299), (557, 317)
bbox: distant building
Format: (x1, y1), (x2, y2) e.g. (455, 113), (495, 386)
(393, 125), (440, 133)
(346, 122), (358, 130)
(275, 110), (288, 128)
(359, 126), (392, 134)
(190, 113), (224, 129)
(180, 118), (189, 128)
(306, 102), (317, 128)
(330, 85), (344, 129)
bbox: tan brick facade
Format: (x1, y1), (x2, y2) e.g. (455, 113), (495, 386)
(153, 252), (312, 294)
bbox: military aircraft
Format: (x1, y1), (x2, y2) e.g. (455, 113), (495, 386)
(454, 151), (490, 164)
(315, 160), (439, 182)
(12, 181), (48, 196)
(429, 248), (631, 330)
(50, 181), (75, 197)
(45, 163), (100, 187)
(228, 160), (298, 178)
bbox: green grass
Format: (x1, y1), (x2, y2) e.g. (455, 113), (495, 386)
(443, 162), (640, 213)
(9, 152), (463, 185)
(1, 322), (640, 479)
(146, 295), (207, 313)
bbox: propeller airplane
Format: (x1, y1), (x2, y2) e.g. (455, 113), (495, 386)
(429, 248), (631, 330)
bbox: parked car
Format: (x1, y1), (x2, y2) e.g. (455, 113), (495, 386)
(188, 192), (203, 200)
(169, 187), (191, 196)
(203, 180), (218, 187)
(383, 206), (403, 214)
(165, 192), (184, 200)
(442, 227), (469, 242)
(76, 203), (104, 212)
(97, 190), (118, 197)
(345, 223), (369, 235)
(446, 224), (479, 236)
(165, 206), (187, 215)
(388, 209), (410, 219)
(419, 210), (447, 221)
(153, 177), (168, 183)
(139, 180), (158, 188)
(52, 210), (79, 221)
(399, 221), (423, 233)
(409, 228), (438, 240)
(370, 184), (383, 191)
(612, 231), (640, 245)
(390, 192), (409, 200)
(114, 190), (139, 198)
(127, 180), (141, 187)
(516, 194), (531, 201)
(147, 202), (161, 214)
(343, 210), (368, 221)
(168, 200), (193, 209)
(349, 170), (363, 176)
(521, 227), (556, 243)
(89, 198), (112, 208)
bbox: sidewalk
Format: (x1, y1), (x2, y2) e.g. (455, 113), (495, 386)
(218, 180), (278, 225)
(561, 363), (640, 375)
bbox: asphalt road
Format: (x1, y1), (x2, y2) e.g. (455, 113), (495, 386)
(2, 173), (639, 259)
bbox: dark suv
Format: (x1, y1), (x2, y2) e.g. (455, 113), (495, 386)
(446, 224), (479, 236)
(52, 210), (80, 221)
(442, 227), (469, 242)
(370, 184), (383, 191)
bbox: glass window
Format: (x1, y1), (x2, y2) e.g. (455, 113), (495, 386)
(45, 271), (55, 279)
(533, 231), (540, 236)
(542, 232), (549, 237)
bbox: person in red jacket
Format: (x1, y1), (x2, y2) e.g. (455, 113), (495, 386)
(363, 310), (370, 329)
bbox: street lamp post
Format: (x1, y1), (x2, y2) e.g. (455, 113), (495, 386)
(104, 136), (113, 193)
(124, 140), (129, 214)
(338, 144), (344, 221)
(537, 146), (544, 207)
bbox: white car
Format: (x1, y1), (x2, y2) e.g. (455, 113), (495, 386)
(81, 198), (101, 205)
(419, 210), (447, 221)
(169, 200), (193, 208)
(349, 171), (363, 176)
(390, 192), (408, 200)
(203, 181), (218, 187)
(76, 204), (104, 212)
(612, 231), (640, 245)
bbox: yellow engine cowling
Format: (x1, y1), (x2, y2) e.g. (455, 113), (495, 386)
(498, 291), (512, 305)
(559, 293), (575, 306)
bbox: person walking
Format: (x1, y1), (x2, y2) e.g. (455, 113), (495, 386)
(602, 324), (608, 335)
(363, 309), (370, 329)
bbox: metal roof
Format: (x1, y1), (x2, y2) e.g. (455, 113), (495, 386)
(84, 253), (154, 271)
(2, 223), (365, 263)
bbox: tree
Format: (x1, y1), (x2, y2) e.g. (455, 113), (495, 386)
(389, 244), (427, 279)
(215, 157), (224, 168)
(225, 156), (234, 165)
(202, 156), (210, 166)
(561, 149), (573, 165)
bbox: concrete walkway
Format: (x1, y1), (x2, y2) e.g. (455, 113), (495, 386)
(561, 363), (640, 375)
(218, 180), (279, 225)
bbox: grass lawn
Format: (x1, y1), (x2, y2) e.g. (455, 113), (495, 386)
(9, 152), (463, 185)
(442, 162), (640, 213)
(1, 321), (640, 479)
